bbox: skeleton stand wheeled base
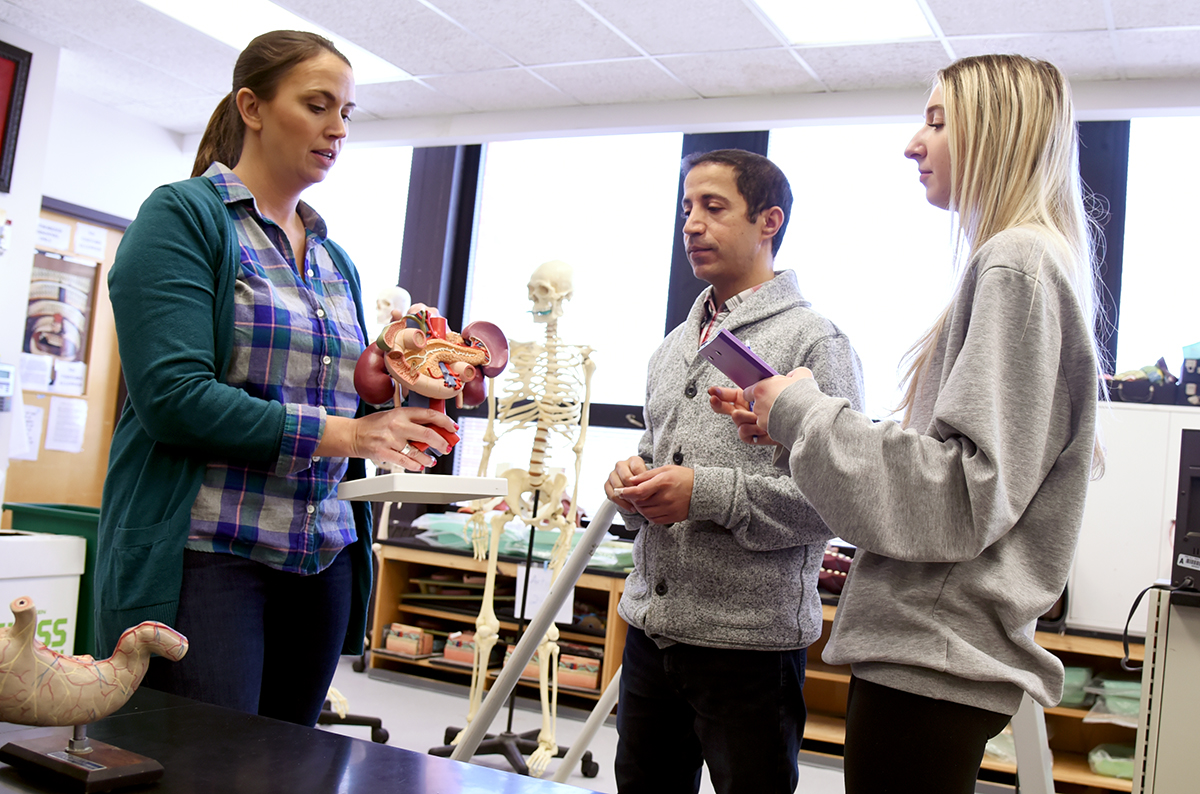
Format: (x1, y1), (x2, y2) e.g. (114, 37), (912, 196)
(431, 501), (617, 778)
(429, 494), (602, 777)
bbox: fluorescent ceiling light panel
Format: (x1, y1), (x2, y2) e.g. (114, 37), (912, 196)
(753, 0), (934, 45)
(137, 0), (410, 84)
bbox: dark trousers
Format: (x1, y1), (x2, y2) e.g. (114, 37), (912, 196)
(615, 627), (807, 794)
(141, 548), (352, 727)
(843, 676), (1011, 794)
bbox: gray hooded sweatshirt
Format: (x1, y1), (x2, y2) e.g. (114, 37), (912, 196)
(768, 228), (1099, 714)
(618, 270), (865, 651)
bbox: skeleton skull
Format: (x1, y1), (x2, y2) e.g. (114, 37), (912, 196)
(527, 260), (573, 323)
(375, 285), (412, 325)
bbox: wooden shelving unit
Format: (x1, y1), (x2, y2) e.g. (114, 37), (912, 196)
(368, 541), (627, 700)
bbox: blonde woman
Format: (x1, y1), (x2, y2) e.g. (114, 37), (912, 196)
(713, 55), (1104, 791)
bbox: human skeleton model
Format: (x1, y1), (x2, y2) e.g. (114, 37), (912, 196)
(0, 596), (188, 726)
(455, 260), (596, 777)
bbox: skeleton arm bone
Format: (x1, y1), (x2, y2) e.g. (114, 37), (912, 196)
(565, 347), (595, 526)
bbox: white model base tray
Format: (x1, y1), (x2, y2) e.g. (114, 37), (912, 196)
(337, 472), (507, 504)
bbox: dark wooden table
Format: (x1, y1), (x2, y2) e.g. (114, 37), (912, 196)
(0, 688), (595, 793)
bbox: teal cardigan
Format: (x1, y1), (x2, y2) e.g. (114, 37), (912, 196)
(96, 176), (373, 657)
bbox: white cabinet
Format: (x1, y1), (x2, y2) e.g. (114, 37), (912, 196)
(1068, 403), (1200, 635)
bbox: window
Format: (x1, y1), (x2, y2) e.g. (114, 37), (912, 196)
(1117, 117), (1200, 377)
(768, 123), (958, 419)
(462, 132), (683, 407)
(452, 133), (682, 515)
(304, 145), (414, 342)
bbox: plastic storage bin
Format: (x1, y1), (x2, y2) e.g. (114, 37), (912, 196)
(0, 530), (87, 654)
(1, 502), (99, 656)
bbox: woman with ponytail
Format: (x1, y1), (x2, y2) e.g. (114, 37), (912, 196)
(714, 55), (1105, 791)
(97, 30), (454, 726)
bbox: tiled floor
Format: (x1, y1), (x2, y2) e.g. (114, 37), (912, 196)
(321, 656), (847, 793)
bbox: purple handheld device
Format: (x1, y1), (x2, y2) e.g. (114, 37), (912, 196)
(699, 328), (779, 388)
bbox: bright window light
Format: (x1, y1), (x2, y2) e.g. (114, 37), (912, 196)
(137, 0), (410, 84)
(303, 144), (414, 344)
(1116, 117), (1200, 378)
(464, 133), (683, 408)
(753, 0), (934, 45)
(769, 123), (956, 420)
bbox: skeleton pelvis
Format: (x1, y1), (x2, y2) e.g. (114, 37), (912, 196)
(500, 468), (568, 521)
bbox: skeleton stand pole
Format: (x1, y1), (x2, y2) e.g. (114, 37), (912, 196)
(450, 500), (617, 763)
(550, 665), (621, 784)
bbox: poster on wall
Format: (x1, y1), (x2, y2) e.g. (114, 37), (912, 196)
(23, 253), (98, 367)
(0, 39), (32, 194)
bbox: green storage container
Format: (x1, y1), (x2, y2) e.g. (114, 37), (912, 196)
(2, 502), (99, 656)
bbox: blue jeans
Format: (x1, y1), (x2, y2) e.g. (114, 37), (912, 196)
(141, 549), (352, 727)
(615, 627), (807, 794)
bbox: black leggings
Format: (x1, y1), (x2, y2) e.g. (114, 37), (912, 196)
(842, 676), (1011, 794)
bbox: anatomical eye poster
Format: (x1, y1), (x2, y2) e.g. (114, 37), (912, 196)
(23, 252), (97, 365)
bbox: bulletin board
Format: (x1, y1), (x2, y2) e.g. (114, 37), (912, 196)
(3, 207), (125, 509)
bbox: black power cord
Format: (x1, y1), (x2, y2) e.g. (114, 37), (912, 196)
(1120, 576), (1195, 671)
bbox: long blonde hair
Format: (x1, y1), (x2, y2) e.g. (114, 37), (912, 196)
(897, 54), (1105, 474)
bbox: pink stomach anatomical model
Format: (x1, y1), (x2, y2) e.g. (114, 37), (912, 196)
(0, 596), (188, 727)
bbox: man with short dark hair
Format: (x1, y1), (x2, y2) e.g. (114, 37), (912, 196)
(605, 149), (864, 793)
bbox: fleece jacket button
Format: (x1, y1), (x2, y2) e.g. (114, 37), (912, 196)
(684, 384), (697, 398)
(672, 451), (683, 465)
(654, 581), (668, 596)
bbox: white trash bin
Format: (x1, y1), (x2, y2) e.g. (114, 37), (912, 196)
(0, 530), (87, 655)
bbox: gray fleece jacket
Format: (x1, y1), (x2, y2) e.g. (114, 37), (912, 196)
(769, 228), (1098, 714)
(617, 270), (865, 651)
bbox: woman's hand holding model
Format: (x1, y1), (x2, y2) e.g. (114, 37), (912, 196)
(316, 406), (455, 471)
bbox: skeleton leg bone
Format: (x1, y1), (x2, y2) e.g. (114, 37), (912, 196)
(453, 509), (508, 744)
(526, 626), (561, 777)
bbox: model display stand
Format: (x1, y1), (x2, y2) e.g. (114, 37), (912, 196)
(337, 472), (507, 504)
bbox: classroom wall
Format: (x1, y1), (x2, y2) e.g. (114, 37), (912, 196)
(43, 88), (192, 221)
(0, 21), (59, 500)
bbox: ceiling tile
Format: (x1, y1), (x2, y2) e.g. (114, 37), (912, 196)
(57, 45), (216, 107)
(1116, 30), (1200, 80)
(535, 58), (699, 104)
(948, 32), (1123, 82)
(427, 0), (638, 65)
(6, 0), (237, 93)
(926, 0), (1108, 36)
(0, 2), (84, 48)
(658, 49), (819, 98)
(352, 80), (472, 118)
(421, 69), (577, 112)
(1110, 0), (1200, 29)
(586, 0), (780, 55)
(278, 0), (512, 75)
(800, 41), (951, 92)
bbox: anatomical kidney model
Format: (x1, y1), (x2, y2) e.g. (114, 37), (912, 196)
(354, 307), (508, 454)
